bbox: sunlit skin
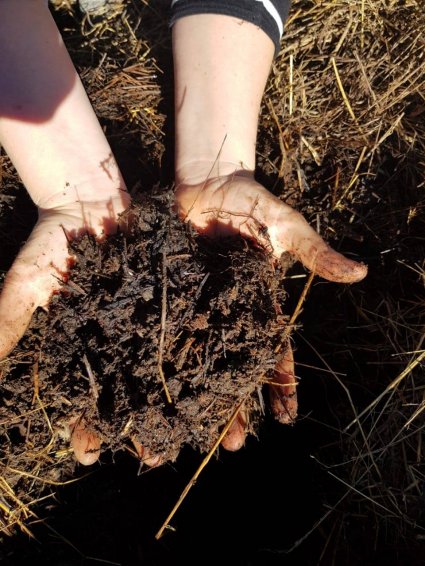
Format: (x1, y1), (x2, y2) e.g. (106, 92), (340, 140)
(172, 15), (367, 449)
(0, 5), (367, 465)
(0, 1), (129, 464)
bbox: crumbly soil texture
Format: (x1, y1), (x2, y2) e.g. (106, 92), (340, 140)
(1, 189), (292, 471)
(2, 1), (425, 563)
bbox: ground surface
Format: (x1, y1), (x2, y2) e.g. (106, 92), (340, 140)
(1, 1), (425, 565)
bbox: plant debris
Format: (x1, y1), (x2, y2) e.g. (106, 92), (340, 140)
(1, 0), (424, 562)
(0, 188), (293, 482)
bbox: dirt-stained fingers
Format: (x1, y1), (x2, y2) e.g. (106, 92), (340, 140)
(67, 419), (164, 467)
(131, 437), (163, 468)
(69, 416), (102, 466)
(220, 407), (247, 452)
(220, 342), (297, 453)
(268, 341), (298, 424)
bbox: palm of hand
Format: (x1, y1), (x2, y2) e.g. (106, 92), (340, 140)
(0, 197), (128, 360)
(174, 173), (367, 448)
(175, 172), (367, 282)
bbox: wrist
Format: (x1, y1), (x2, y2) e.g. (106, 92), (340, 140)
(36, 185), (130, 238)
(172, 14), (274, 186)
(175, 159), (254, 189)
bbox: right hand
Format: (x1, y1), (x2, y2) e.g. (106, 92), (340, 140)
(174, 171), (368, 451)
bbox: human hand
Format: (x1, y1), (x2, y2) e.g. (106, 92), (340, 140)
(0, 0), (137, 465)
(174, 170), (368, 449)
(0, 190), (130, 465)
(0, 194), (130, 358)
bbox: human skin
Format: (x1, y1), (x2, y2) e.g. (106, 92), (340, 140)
(0, 4), (367, 463)
(0, 0), (130, 359)
(171, 14), (367, 449)
(0, 0), (129, 464)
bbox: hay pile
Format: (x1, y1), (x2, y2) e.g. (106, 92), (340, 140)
(262, 0), (425, 555)
(1, 0), (424, 560)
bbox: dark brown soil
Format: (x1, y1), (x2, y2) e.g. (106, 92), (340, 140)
(1, 1), (424, 564)
(1, 188), (293, 473)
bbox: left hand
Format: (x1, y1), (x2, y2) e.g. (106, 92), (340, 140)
(0, 193), (131, 466)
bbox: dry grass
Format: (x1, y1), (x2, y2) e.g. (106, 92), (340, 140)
(1, 0), (424, 559)
(263, 0), (424, 200)
(262, 1), (425, 556)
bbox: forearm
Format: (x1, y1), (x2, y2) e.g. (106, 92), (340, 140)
(172, 13), (275, 184)
(0, 0), (127, 212)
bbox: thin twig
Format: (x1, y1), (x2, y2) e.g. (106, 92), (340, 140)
(158, 250), (172, 404)
(82, 354), (99, 403)
(32, 356), (53, 434)
(289, 53), (294, 115)
(155, 398), (245, 540)
(6, 467), (93, 486)
(331, 56), (368, 143)
(275, 270), (315, 355)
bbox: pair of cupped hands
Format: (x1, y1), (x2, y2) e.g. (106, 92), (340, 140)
(0, 172), (367, 466)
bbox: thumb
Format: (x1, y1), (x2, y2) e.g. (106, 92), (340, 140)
(295, 242), (367, 284)
(0, 221), (71, 360)
(0, 270), (40, 359)
(269, 205), (367, 283)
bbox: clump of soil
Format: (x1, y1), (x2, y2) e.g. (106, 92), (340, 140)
(2, 1), (423, 560)
(1, 188), (293, 471)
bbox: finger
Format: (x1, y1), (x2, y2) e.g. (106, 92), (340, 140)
(269, 342), (298, 424)
(221, 407), (247, 452)
(131, 437), (163, 468)
(294, 243), (367, 284)
(0, 280), (38, 360)
(271, 207), (367, 284)
(70, 417), (101, 466)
